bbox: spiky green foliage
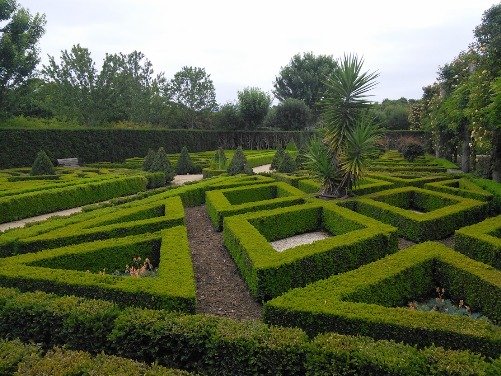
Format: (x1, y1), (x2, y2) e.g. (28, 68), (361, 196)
(227, 147), (253, 175)
(308, 54), (380, 196)
(150, 147), (175, 182)
(142, 149), (156, 171)
(30, 150), (55, 176)
(277, 151), (297, 173)
(210, 147), (227, 170)
(175, 146), (197, 174)
(305, 138), (340, 196)
(271, 147), (285, 170)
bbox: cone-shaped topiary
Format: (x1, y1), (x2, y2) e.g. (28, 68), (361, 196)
(176, 146), (197, 174)
(150, 147), (175, 183)
(227, 146), (253, 175)
(285, 140), (298, 152)
(277, 151), (297, 173)
(210, 147), (227, 170)
(295, 145), (308, 169)
(142, 149), (156, 171)
(270, 147), (285, 170)
(31, 150), (55, 176)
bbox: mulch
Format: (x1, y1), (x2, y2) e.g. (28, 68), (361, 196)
(185, 206), (262, 321)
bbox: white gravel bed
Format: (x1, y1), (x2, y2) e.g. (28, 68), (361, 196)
(271, 231), (331, 252)
(252, 164), (271, 173)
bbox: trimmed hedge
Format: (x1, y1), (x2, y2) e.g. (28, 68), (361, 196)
(264, 242), (501, 357)
(297, 177), (395, 196)
(468, 176), (501, 213)
(0, 287), (497, 375)
(455, 215), (501, 269)
(206, 182), (306, 230)
(223, 200), (398, 299)
(0, 226), (196, 311)
(368, 172), (451, 187)
(0, 175), (148, 223)
(0, 128), (310, 168)
(349, 187), (489, 242)
(0, 339), (193, 375)
(425, 178), (494, 204)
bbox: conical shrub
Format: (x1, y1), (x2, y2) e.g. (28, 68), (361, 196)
(150, 147), (175, 183)
(285, 140), (298, 152)
(142, 149), (156, 171)
(277, 151), (297, 173)
(210, 147), (227, 170)
(176, 146), (197, 174)
(31, 150), (55, 176)
(271, 147), (285, 170)
(227, 147), (253, 175)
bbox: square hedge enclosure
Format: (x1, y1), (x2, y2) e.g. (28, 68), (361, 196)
(0, 226), (196, 312)
(206, 182), (306, 230)
(455, 214), (501, 269)
(223, 200), (398, 300)
(348, 186), (489, 242)
(264, 242), (501, 357)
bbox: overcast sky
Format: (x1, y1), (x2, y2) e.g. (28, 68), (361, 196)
(20, 0), (498, 104)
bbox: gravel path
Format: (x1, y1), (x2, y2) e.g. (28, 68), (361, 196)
(252, 164), (271, 173)
(185, 206), (262, 320)
(0, 208), (82, 233)
(271, 231), (330, 252)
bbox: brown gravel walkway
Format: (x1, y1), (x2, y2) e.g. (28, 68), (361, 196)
(185, 206), (262, 320)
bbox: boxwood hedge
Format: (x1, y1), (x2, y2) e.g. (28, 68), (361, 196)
(264, 242), (501, 357)
(206, 182), (306, 230)
(455, 215), (501, 269)
(0, 287), (497, 375)
(0, 226), (196, 311)
(349, 187), (489, 242)
(223, 200), (398, 299)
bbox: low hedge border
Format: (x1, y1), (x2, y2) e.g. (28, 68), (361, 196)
(0, 226), (196, 311)
(467, 176), (501, 214)
(0, 175), (275, 257)
(206, 182), (306, 231)
(370, 165), (447, 173)
(0, 339), (193, 375)
(0, 175), (148, 223)
(0, 195), (185, 256)
(0, 287), (498, 375)
(6, 174), (60, 182)
(455, 215), (501, 269)
(296, 177), (395, 196)
(350, 187), (488, 242)
(424, 178), (494, 203)
(223, 200), (398, 300)
(367, 172), (451, 187)
(264, 242), (501, 357)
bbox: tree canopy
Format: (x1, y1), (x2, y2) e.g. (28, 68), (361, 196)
(167, 66), (217, 112)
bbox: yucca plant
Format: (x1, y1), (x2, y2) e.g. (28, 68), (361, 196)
(308, 54), (380, 197)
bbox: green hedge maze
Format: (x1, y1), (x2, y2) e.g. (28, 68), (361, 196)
(0, 149), (500, 375)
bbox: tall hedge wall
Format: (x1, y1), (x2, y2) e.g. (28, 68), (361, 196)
(0, 129), (311, 168)
(0, 129), (429, 168)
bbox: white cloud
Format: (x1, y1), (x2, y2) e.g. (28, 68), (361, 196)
(20, 0), (498, 103)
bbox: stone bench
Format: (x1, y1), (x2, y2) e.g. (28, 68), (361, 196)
(57, 158), (79, 167)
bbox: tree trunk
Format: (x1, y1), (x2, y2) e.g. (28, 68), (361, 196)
(460, 124), (471, 173)
(492, 128), (501, 182)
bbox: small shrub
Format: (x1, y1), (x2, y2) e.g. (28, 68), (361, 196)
(271, 147), (285, 170)
(398, 137), (425, 161)
(176, 146), (197, 174)
(277, 152), (297, 173)
(227, 147), (253, 175)
(285, 140), (298, 152)
(150, 147), (175, 182)
(210, 147), (227, 170)
(30, 150), (55, 176)
(142, 149), (156, 171)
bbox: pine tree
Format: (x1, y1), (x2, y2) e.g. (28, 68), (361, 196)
(227, 147), (253, 175)
(150, 147), (175, 182)
(277, 151), (297, 173)
(271, 147), (285, 170)
(176, 146), (197, 174)
(210, 147), (227, 170)
(142, 149), (156, 171)
(31, 150), (55, 176)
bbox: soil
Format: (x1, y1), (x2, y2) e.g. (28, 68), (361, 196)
(438, 235), (455, 248)
(398, 237), (416, 250)
(185, 206), (262, 320)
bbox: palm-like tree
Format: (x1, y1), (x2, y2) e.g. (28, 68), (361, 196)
(307, 54), (381, 197)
